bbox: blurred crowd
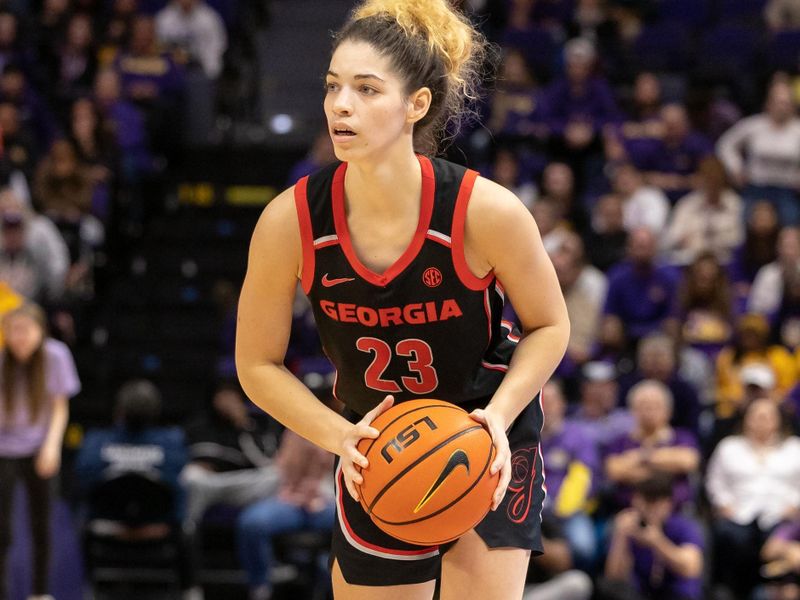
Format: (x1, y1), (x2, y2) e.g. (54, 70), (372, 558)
(6, 0), (800, 599)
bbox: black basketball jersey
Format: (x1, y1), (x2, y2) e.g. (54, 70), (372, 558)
(294, 155), (521, 417)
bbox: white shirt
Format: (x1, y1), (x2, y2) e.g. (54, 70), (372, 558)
(706, 435), (800, 528)
(717, 114), (800, 189)
(156, 1), (227, 78)
(663, 189), (744, 265)
(622, 185), (670, 234)
(748, 261), (791, 316)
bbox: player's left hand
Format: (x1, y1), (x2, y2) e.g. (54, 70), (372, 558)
(469, 407), (511, 511)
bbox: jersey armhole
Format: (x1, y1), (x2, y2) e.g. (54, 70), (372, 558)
(451, 169), (495, 291)
(294, 176), (315, 294)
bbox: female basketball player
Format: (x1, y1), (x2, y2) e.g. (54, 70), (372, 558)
(236, 1), (570, 598)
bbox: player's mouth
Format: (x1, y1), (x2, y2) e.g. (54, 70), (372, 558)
(332, 124), (357, 141)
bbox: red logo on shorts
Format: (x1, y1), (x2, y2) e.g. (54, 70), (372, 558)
(506, 447), (538, 524)
(422, 267), (442, 288)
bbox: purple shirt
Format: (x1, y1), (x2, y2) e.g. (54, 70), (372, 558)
(770, 520), (800, 542)
(0, 338), (80, 457)
(630, 513), (704, 600)
(569, 407), (635, 454)
(541, 419), (600, 503)
(604, 262), (680, 341)
(606, 428), (699, 509)
(541, 76), (620, 136)
(637, 132), (713, 202)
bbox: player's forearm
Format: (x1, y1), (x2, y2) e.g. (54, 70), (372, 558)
(238, 363), (351, 456)
(487, 322), (569, 428)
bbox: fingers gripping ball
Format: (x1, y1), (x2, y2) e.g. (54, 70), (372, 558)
(356, 399), (498, 546)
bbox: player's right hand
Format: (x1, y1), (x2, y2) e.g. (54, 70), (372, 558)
(340, 395), (395, 502)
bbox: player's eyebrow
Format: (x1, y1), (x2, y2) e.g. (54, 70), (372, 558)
(326, 70), (385, 82)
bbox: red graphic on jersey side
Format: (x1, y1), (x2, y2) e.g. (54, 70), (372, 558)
(422, 267), (443, 288)
(506, 447), (538, 524)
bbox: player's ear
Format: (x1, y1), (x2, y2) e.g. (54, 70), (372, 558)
(406, 87), (432, 125)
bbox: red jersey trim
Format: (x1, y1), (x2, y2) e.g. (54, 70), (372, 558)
(294, 177), (315, 294)
(332, 155), (435, 288)
(452, 169), (494, 291)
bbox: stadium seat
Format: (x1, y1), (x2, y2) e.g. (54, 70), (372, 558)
(633, 21), (693, 72)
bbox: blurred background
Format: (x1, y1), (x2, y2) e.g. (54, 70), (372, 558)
(3, 0), (800, 599)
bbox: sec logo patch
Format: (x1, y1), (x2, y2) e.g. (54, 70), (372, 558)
(423, 267), (443, 288)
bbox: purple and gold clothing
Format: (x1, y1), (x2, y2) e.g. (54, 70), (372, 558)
(541, 419), (600, 509)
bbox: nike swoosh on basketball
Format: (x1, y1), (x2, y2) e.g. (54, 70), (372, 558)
(322, 273), (355, 287)
(413, 449), (470, 514)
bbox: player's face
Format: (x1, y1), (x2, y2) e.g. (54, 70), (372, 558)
(324, 40), (414, 162)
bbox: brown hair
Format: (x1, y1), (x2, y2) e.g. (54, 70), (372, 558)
(334, 0), (490, 155)
(1, 303), (47, 423)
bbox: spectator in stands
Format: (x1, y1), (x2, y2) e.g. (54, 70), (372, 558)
(640, 103), (712, 203)
(761, 518), (800, 599)
(0, 101), (38, 187)
(570, 361), (634, 453)
(487, 48), (544, 141)
(541, 38), (619, 174)
(765, 0), (800, 30)
(715, 313), (796, 419)
(156, 0), (228, 79)
(180, 380), (280, 527)
(33, 0), (71, 78)
(74, 379), (187, 521)
(749, 226), (800, 319)
(618, 334), (702, 435)
(549, 231), (607, 380)
(0, 12), (28, 80)
(609, 162), (669, 234)
(237, 428), (335, 600)
(717, 80), (800, 225)
(0, 303), (80, 600)
(93, 67), (152, 183)
(584, 193), (628, 272)
(490, 147), (538, 210)
(601, 227), (679, 354)
(540, 380), (599, 571)
(0, 64), (60, 159)
(538, 161), (590, 238)
(668, 252), (734, 362)
(97, 0), (139, 66)
(663, 156), (744, 266)
(604, 380), (700, 512)
(730, 200), (780, 313)
(522, 513), (593, 600)
(33, 139), (93, 220)
(530, 198), (571, 255)
(47, 12), (98, 111)
(286, 130), (336, 186)
(600, 474), (704, 600)
(706, 398), (800, 599)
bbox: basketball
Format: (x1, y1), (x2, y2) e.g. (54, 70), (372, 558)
(356, 399), (499, 546)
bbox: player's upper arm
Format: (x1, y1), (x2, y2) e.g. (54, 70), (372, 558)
(235, 187), (302, 371)
(465, 177), (568, 335)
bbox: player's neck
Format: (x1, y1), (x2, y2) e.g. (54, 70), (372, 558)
(344, 147), (422, 217)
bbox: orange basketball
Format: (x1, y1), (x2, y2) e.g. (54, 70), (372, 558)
(356, 399), (498, 546)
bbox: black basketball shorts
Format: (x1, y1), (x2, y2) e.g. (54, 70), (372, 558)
(331, 394), (545, 587)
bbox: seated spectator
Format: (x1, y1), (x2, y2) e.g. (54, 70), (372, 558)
(729, 200), (779, 313)
(155, 0), (228, 79)
(46, 12), (98, 111)
(749, 226), (800, 319)
(601, 227), (680, 354)
(33, 139), (94, 221)
(522, 512), (593, 600)
(718, 80), (800, 225)
(487, 49), (545, 141)
(618, 334), (702, 435)
(74, 379), (187, 520)
(97, 0), (138, 66)
(706, 398), (800, 599)
(540, 380), (600, 570)
(599, 475), (704, 600)
(569, 361), (635, 453)
(663, 157), (744, 266)
(538, 162), (590, 238)
(180, 381), (280, 527)
(490, 147), (538, 210)
(0, 302), (80, 600)
(668, 252), (734, 363)
(583, 193), (628, 272)
(286, 131), (336, 186)
(715, 313), (796, 419)
(609, 162), (669, 235)
(761, 519), (800, 600)
(237, 428), (334, 600)
(604, 380), (700, 512)
(0, 101), (38, 185)
(0, 64), (59, 154)
(549, 231), (607, 380)
(609, 72), (664, 161)
(765, 0), (800, 30)
(640, 103), (713, 203)
(530, 198), (571, 256)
